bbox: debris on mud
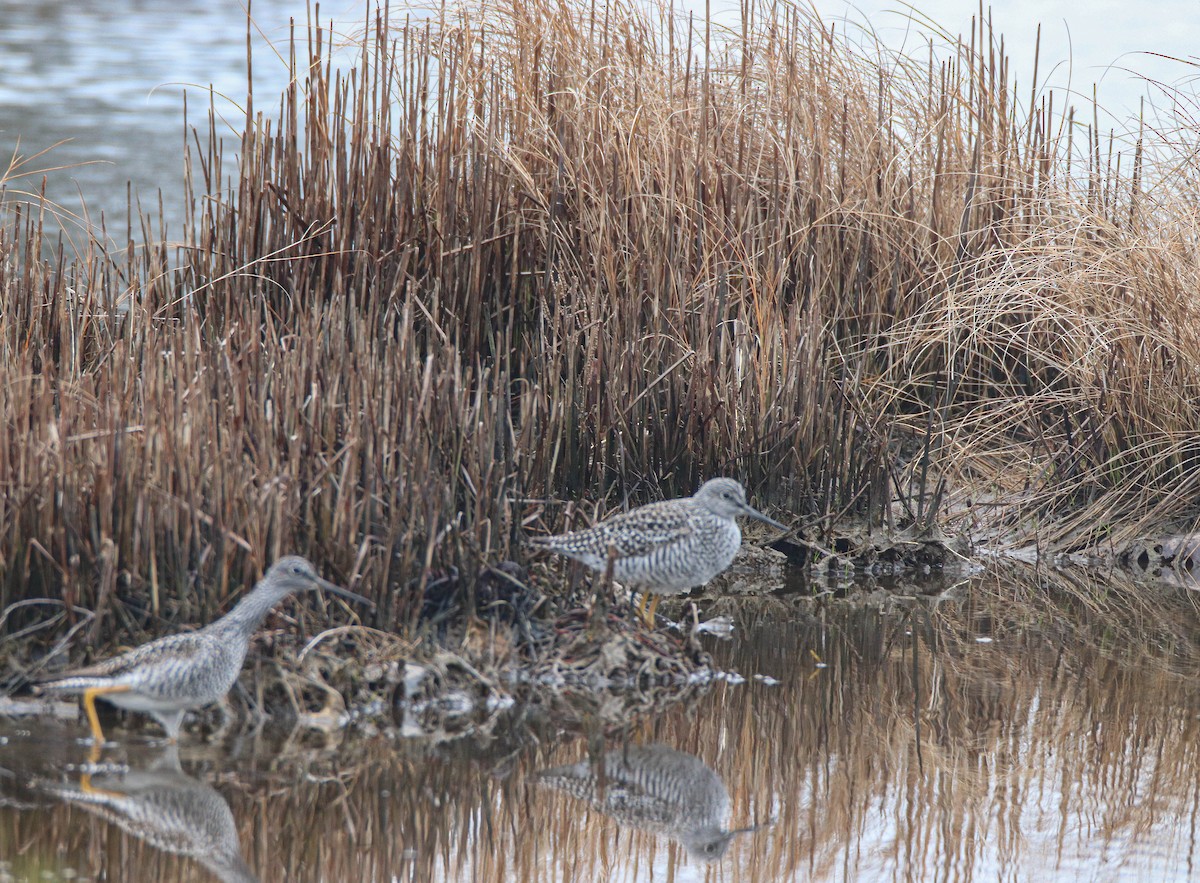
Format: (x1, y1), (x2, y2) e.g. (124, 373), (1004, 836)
(0, 563), (728, 745)
(766, 523), (972, 578)
(1090, 533), (1200, 589)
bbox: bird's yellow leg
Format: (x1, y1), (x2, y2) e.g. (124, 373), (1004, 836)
(636, 592), (650, 624)
(646, 595), (661, 626)
(82, 685), (130, 746)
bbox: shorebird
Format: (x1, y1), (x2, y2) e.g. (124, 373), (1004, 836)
(36, 556), (371, 744)
(530, 478), (785, 624)
(538, 743), (763, 861)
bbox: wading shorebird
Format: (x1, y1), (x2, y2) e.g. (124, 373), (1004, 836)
(36, 556), (372, 744)
(530, 478), (786, 624)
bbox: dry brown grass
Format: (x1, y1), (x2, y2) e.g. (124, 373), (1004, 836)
(3, 1), (1200, 637)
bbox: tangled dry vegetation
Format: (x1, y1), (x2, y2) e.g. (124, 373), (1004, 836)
(2, 0), (1200, 649)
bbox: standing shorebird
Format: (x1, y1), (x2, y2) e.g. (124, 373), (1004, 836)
(531, 478), (785, 624)
(538, 743), (762, 861)
(36, 556), (371, 744)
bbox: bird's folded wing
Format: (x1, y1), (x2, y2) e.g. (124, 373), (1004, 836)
(603, 503), (697, 557)
(41, 632), (213, 682)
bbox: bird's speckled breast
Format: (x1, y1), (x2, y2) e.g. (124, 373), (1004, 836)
(614, 513), (741, 593)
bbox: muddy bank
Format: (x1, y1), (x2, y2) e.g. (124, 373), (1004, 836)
(3, 520), (1193, 747)
(0, 575), (728, 744)
(0, 527), (1012, 744)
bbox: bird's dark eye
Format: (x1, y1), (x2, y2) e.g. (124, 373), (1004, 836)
(292, 566), (304, 575)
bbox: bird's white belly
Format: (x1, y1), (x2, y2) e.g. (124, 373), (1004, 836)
(103, 691), (196, 713)
(617, 537), (739, 592)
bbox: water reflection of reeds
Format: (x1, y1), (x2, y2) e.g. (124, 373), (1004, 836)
(5, 568), (1200, 879)
(685, 568), (1200, 881)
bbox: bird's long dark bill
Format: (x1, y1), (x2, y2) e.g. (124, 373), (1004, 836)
(317, 577), (375, 608)
(743, 504), (787, 530)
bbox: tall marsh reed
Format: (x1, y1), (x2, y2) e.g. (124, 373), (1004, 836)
(2, 0), (1199, 635)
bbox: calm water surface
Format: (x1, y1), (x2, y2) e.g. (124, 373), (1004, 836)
(3, 565), (1200, 881)
(0, 0), (364, 239)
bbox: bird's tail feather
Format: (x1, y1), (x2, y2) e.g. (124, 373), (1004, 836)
(34, 676), (112, 695)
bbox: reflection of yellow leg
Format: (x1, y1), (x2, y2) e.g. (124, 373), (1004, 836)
(81, 778), (125, 797)
(646, 595), (661, 626)
(82, 685), (129, 745)
(81, 738), (103, 793)
(82, 739), (124, 796)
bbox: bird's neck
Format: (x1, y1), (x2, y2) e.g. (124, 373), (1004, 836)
(208, 583), (286, 638)
(702, 508), (739, 527)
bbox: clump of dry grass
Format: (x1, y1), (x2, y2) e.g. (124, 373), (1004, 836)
(3, 0), (1200, 644)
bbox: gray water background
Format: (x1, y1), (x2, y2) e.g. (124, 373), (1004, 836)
(0, 0), (1186, 250)
(0, 0), (365, 241)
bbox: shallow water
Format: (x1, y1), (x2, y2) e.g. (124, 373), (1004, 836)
(4, 564), (1200, 881)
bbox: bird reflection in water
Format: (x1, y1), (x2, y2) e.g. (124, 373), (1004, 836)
(537, 742), (763, 861)
(35, 744), (257, 883)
